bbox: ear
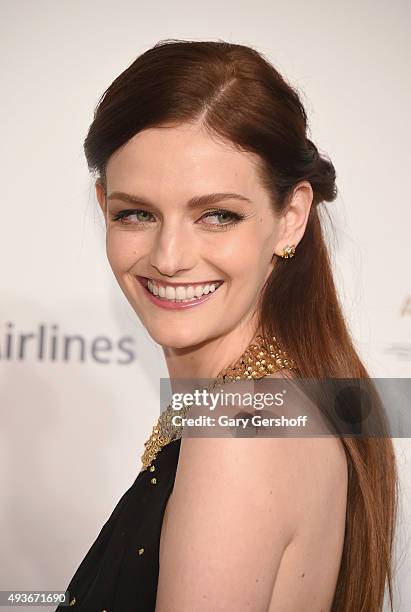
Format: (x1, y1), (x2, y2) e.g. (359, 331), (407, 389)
(273, 181), (313, 257)
(95, 179), (107, 223)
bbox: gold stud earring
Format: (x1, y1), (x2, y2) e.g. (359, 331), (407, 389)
(280, 244), (296, 259)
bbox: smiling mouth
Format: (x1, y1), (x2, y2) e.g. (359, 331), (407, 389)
(136, 276), (224, 303)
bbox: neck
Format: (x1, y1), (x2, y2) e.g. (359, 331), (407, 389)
(162, 321), (261, 383)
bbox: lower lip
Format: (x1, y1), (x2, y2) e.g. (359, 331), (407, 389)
(135, 277), (223, 310)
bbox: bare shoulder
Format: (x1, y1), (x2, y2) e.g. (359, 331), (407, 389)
(260, 368), (348, 502)
(234, 367), (347, 503)
(156, 418), (348, 611)
(176, 430), (347, 521)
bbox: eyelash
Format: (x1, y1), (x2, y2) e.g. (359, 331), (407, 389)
(110, 208), (246, 229)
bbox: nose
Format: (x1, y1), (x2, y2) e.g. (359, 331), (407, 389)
(149, 222), (197, 278)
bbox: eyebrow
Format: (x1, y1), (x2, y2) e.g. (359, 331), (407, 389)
(106, 191), (253, 210)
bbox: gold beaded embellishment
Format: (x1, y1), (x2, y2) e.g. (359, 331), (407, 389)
(140, 423), (173, 473)
(217, 334), (296, 382)
(139, 334), (296, 472)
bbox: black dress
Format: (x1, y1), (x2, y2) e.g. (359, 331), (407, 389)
(56, 438), (181, 612)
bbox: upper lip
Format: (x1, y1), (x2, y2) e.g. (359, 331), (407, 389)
(137, 275), (223, 288)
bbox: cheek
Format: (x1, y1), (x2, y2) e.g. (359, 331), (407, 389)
(216, 231), (273, 282)
(105, 230), (142, 271)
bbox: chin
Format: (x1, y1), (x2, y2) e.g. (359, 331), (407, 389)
(146, 324), (215, 351)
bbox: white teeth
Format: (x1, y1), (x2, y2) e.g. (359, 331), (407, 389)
(165, 286), (175, 300)
(175, 286), (185, 300)
(186, 286), (195, 299)
(146, 279), (222, 301)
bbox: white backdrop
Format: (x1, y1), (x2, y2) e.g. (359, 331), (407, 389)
(1, 1), (410, 609)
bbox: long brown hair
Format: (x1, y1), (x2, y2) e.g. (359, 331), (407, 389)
(83, 39), (398, 611)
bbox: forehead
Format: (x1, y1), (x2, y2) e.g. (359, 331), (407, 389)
(105, 123), (265, 201)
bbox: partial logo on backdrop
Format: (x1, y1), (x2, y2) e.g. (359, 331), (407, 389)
(384, 295), (411, 361)
(0, 322), (136, 363)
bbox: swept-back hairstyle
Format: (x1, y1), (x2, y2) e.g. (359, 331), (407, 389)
(83, 39), (398, 611)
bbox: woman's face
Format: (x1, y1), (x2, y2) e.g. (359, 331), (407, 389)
(96, 123), (284, 349)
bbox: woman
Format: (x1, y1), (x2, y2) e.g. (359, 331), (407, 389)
(57, 39), (398, 611)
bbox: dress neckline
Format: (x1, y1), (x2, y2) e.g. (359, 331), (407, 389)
(140, 333), (297, 472)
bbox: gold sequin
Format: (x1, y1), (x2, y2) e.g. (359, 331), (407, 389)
(138, 547), (145, 555)
(139, 334), (297, 471)
(218, 335), (295, 381)
(150, 477), (157, 485)
(69, 597), (76, 606)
